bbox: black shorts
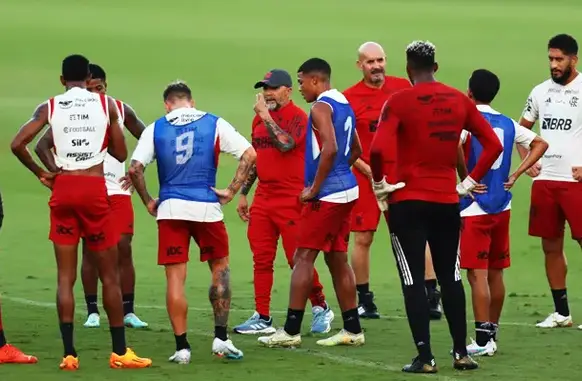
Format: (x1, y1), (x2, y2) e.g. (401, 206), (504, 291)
(388, 200), (461, 287)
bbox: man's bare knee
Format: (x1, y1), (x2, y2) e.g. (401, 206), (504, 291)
(293, 248), (318, 266)
(324, 251), (348, 271)
(467, 269), (487, 285)
(542, 238), (564, 256)
(354, 232), (374, 249)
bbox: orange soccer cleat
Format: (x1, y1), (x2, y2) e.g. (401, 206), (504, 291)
(0, 344), (38, 364)
(59, 355), (79, 370)
(109, 348), (152, 369)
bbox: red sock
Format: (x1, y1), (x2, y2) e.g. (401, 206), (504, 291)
(308, 268), (327, 308)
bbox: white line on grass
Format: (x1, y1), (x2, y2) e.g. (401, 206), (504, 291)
(2, 295), (460, 381)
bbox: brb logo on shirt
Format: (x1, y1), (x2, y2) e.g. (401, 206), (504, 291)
(541, 118), (572, 130)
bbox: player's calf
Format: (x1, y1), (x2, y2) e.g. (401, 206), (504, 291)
(318, 252), (365, 347)
(165, 263), (192, 363)
(118, 234), (148, 328)
(55, 244), (79, 362)
(81, 243), (101, 327)
(208, 258), (243, 359)
(537, 240), (572, 328)
(258, 248), (318, 347)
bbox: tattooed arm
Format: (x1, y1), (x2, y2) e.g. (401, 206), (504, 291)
(209, 261), (231, 327)
(259, 113), (296, 152)
(216, 147), (256, 203)
(240, 164), (258, 196)
(212, 118), (257, 204)
(128, 123), (156, 213)
(129, 160), (152, 205)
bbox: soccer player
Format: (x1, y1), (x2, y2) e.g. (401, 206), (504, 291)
(129, 81), (253, 364)
(459, 69), (548, 356)
(343, 41), (442, 319)
(369, 41), (503, 373)
(258, 58), (365, 348)
(10, 54), (151, 370)
(517, 34), (582, 329)
(34, 63), (149, 329)
(0, 192), (37, 365)
(233, 69), (333, 335)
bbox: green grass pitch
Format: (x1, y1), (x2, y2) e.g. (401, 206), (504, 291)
(1, 0), (582, 380)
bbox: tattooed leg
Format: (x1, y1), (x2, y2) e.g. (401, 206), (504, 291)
(208, 258), (231, 340)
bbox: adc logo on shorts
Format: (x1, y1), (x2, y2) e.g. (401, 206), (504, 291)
(86, 232), (105, 243)
(56, 224), (73, 235)
(167, 246), (183, 256)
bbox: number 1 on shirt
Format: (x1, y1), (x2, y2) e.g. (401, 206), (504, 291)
(176, 131), (194, 165)
(344, 116), (353, 156)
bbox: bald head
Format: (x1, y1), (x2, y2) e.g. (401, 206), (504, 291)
(358, 42), (385, 59)
(356, 42), (386, 87)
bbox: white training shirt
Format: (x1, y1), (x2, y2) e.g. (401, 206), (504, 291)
(131, 107), (252, 222)
(460, 105), (538, 217)
(103, 99), (130, 196)
(521, 73), (582, 182)
(48, 87), (109, 170)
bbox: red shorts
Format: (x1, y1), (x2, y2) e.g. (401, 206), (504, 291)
(460, 210), (510, 270)
(529, 180), (582, 239)
(157, 219), (229, 265)
(350, 170), (381, 232)
(49, 175), (116, 251)
(298, 200), (355, 253)
(109, 195), (134, 236)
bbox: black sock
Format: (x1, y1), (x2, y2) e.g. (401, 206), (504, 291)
(85, 295), (99, 315)
(214, 326), (227, 341)
(110, 326), (127, 356)
(175, 333), (190, 351)
(551, 289), (570, 316)
(259, 314), (271, 321)
(491, 323), (499, 341)
(356, 283), (369, 298)
(475, 322), (492, 346)
(342, 308), (362, 334)
(59, 322), (77, 357)
(425, 279), (437, 294)
(283, 309), (304, 336)
(0, 330), (6, 348)
(123, 293), (135, 315)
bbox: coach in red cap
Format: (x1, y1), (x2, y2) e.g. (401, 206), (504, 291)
(233, 69), (334, 335)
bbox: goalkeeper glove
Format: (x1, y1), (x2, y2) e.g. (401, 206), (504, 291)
(372, 177), (406, 201)
(456, 176), (478, 196)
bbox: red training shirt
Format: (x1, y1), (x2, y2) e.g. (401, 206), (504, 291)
(370, 81), (503, 204)
(251, 101), (307, 197)
(343, 76), (411, 164)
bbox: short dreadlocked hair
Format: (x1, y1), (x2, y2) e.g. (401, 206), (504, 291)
(406, 40), (436, 70)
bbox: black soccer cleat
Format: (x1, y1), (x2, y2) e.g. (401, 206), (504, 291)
(402, 356), (438, 373)
(453, 352), (479, 371)
(428, 289), (443, 320)
(357, 292), (380, 319)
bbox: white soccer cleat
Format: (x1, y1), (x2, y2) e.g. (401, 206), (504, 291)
(535, 312), (573, 328)
(212, 338), (243, 359)
(168, 349), (191, 364)
(466, 338), (497, 357)
(316, 329), (365, 347)
(257, 328), (301, 348)
(83, 313), (100, 328)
